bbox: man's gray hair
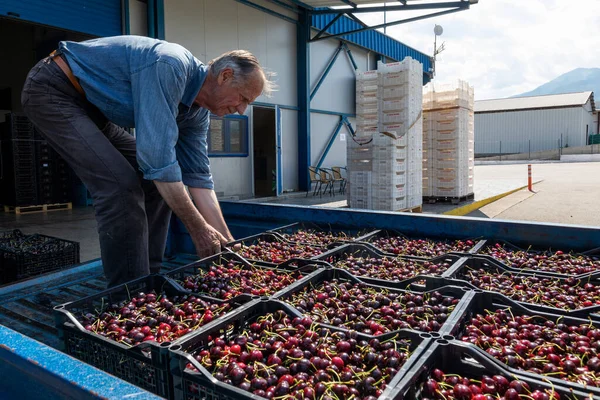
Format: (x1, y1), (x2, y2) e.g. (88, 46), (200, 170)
(208, 50), (276, 97)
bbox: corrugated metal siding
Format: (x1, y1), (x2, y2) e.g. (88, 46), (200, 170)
(311, 13), (431, 76)
(0, 0), (122, 37)
(475, 92), (593, 113)
(475, 107), (589, 154)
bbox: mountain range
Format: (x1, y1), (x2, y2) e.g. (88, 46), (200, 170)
(513, 68), (600, 98)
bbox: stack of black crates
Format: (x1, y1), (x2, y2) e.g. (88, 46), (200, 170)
(0, 113), (73, 207)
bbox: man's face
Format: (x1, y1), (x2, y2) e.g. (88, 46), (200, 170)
(208, 68), (263, 117)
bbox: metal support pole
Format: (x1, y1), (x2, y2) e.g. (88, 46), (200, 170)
(342, 43), (358, 71)
(297, 8), (311, 191)
(528, 140), (531, 160)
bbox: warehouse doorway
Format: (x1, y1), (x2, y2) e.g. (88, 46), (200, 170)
(252, 106), (281, 197)
(0, 18), (94, 209)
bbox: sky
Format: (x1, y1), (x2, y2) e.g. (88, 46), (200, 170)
(353, 0), (600, 100)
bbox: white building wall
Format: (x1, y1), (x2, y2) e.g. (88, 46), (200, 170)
(162, 1), (376, 195)
(475, 107), (591, 154)
(311, 114), (341, 168)
(163, 0), (297, 197)
(309, 40), (371, 169)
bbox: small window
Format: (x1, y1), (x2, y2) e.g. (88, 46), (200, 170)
(208, 115), (248, 157)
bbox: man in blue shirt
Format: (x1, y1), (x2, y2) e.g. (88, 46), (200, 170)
(21, 36), (273, 287)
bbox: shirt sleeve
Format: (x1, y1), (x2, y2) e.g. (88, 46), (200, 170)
(131, 60), (185, 182)
(176, 109), (214, 189)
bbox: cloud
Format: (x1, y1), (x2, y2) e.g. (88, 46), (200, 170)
(355, 0), (600, 99)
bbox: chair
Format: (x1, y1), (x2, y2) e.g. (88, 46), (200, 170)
(331, 166), (347, 194)
(318, 168), (336, 196)
(307, 166), (329, 197)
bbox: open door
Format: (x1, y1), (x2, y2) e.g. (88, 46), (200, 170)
(252, 106), (277, 197)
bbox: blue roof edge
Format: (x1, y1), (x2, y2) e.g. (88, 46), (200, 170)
(311, 12), (432, 83)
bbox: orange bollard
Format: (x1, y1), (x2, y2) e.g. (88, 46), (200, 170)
(528, 164), (532, 191)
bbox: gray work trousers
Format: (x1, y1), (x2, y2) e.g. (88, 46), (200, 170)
(21, 55), (172, 287)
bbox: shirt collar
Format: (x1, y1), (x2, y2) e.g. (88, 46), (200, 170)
(181, 61), (208, 108)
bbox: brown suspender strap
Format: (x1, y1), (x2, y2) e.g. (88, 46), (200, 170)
(49, 50), (86, 97)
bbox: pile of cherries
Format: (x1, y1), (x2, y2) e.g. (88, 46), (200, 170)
(331, 254), (453, 281)
(190, 310), (412, 399)
(462, 308), (600, 387)
(370, 235), (475, 258)
(459, 267), (600, 310)
(178, 260), (301, 299)
(286, 279), (458, 334)
(278, 229), (356, 246)
(422, 368), (561, 399)
(80, 291), (233, 346)
(483, 242), (600, 275)
(233, 240), (325, 264)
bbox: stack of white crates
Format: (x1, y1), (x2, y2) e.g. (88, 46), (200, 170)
(348, 57), (423, 212)
(422, 80), (475, 200)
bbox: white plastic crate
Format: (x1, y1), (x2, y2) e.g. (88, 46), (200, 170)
(356, 92), (378, 105)
(356, 81), (378, 93)
(373, 182), (407, 197)
(380, 110), (410, 124)
(381, 85), (409, 100)
(349, 198), (371, 209)
(356, 104), (378, 115)
(372, 157), (407, 175)
(356, 116), (379, 127)
(348, 158), (372, 172)
(372, 195), (407, 211)
(357, 70), (378, 81)
(372, 170), (406, 186)
(381, 72), (409, 87)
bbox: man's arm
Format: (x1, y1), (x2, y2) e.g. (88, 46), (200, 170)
(153, 181), (228, 257)
(188, 187), (234, 242)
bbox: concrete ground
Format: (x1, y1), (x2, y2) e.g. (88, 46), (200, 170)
(0, 160), (598, 264)
(467, 161), (600, 227)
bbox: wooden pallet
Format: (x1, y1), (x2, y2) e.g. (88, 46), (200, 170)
(4, 202), (73, 215)
(423, 193), (475, 205)
(398, 205), (423, 213)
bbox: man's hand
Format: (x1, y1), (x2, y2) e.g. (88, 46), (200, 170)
(192, 224), (229, 259)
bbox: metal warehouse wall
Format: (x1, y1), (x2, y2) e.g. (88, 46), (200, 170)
(475, 105), (595, 155)
(162, 1), (380, 196)
(163, 0), (297, 197)
(309, 39), (371, 170)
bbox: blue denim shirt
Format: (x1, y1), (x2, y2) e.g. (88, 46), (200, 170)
(59, 35), (213, 189)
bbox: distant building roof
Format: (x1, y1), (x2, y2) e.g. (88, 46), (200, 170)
(475, 91), (595, 113)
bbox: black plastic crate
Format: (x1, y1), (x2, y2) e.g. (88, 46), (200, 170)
(0, 138), (38, 206)
(226, 232), (329, 267)
(0, 113), (34, 140)
(442, 257), (600, 318)
(169, 299), (433, 400)
(267, 221), (376, 246)
(360, 229), (486, 259)
(394, 340), (592, 400)
(0, 228), (26, 241)
(164, 251), (317, 300)
(440, 290), (600, 393)
(54, 274), (253, 399)
(477, 239), (600, 278)
(315, 243), (462, 288)
(0, 233), (80, 283)
(273, 267), (474, 337)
